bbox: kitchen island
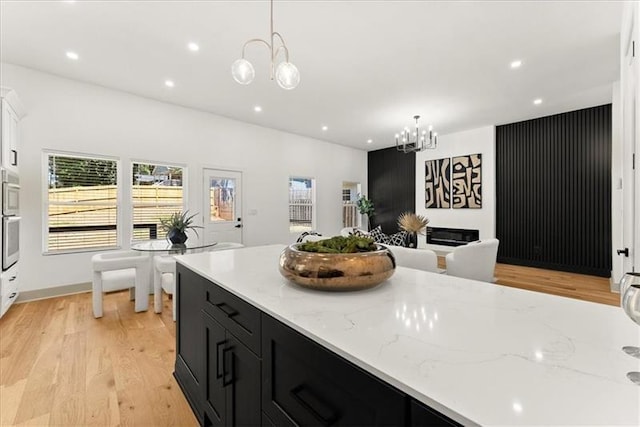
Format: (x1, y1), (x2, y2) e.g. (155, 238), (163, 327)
(174, 245), (640, 426)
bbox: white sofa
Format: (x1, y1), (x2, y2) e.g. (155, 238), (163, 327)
(387, 245), (439, 273)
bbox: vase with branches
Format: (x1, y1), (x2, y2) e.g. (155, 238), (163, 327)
(397, 212), (429, 248)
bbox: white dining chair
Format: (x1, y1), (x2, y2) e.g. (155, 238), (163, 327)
(445, 239), (500, 282)
(154, 242), (245, 320)
(92, 250), (151, 318)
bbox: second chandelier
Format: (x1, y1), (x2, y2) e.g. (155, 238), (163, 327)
(395, 115), (437, 153)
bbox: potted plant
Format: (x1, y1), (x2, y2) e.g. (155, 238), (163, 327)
(397, 212), (429, 248)
(356, 194), (375, 231)
(160, 211), (203, 244)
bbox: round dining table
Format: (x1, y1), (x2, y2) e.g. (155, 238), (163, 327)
(131, 239), (218, 313)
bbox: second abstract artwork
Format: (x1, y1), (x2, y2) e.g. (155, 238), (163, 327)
(451, 154), (482, 208)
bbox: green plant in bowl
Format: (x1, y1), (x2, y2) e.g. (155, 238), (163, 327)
(298, 235), (377, 253)
(160, 210), (203, 244)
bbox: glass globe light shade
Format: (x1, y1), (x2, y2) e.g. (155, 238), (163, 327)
(275, 62), (300, 90)
(231, 59), (255, 85)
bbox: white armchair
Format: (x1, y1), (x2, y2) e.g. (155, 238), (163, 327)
(92, 250), (150, 318)
(445, 239), (500, 282)
(154, 242), (245, 320)
(388, 246), (439, 273)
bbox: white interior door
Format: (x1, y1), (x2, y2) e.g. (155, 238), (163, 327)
(623, 27), (638, 275)
(202, 168), (243, 245)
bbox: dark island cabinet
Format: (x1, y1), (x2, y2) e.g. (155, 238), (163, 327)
(262, 314), (406, 426)
(202, 311), (261, 427)
(175, 265), (206, 424)
(410, 400), (463, 427)
(176, 264), (262, 427)
(175, 264), (461, 427)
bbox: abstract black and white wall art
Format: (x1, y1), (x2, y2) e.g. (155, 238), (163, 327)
(425, 158), (451, 208)
(451, 154), (482, 208)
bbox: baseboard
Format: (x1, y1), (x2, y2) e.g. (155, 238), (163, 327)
(16, 282), (92, 303)
(610, 275), (620, 294)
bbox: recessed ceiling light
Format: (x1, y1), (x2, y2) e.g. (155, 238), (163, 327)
(321, 125), (328, 131)
(510, 60), (522, 69)
(533, 98), (543, 105)
(367, 139), (373, 144)
(187, 42), (200, 52)
(65, 51), (79, 60)
(254, 105), (262, 112)
(164, 80), (175, 88)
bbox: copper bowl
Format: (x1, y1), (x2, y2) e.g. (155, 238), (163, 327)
(278, 243), (396, 291)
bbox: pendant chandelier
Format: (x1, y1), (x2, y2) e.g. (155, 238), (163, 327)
(231, 0), (300, 90)
(395, 115), (437, 153)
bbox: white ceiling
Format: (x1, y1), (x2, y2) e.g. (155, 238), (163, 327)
(0, 0), (623, 151)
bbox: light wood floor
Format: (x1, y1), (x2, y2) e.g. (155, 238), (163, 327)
(0, 292), (198, 427)
(0, 264), (619, 427)
(494, 263), (618, 306)
(437, 257), (618, 306)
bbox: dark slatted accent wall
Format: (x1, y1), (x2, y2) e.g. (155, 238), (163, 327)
(368, 147), (416, 234)
(496, 104), (612, 277)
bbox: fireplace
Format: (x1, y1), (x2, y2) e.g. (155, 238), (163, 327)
(426, 227), (479, 247)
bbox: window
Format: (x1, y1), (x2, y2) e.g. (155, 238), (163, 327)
(46, 153), (118, 253)
(132, 162), (184, 241)
(342, 182), (361, 228)
(289, 177), (315, 233)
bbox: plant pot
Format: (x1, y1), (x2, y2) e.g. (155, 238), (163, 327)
(278, 243), (396, 291)
(167, 229), (188, 244)
(405, 232), (418, 249)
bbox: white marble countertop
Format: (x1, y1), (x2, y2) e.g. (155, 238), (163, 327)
(175, 245), (640, 426)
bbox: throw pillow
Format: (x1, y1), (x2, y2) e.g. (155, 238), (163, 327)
(387, 231), (407, 247)
(369, 226), (390, 244)
(349, 228), (370, 238)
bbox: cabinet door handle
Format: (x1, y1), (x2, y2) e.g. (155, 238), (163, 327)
(222, 347), (234, 387)
(10, 150), (17, 166)
(215, 340), (226, 379)
(290, 384), (340, 426)
(215, 302), (239, 318)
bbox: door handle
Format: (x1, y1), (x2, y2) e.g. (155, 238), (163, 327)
(10, 150), (17, 166)
(215, 340), (226, 379)
(617, 248), (629, 257)
(290, 384), (340, 426)
(222, 347), (234, 387)
(215, 302), (239, 318)
(234, 224), (242, 228)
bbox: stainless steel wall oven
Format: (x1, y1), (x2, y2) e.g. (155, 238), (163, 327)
(1, 168), (19, 270)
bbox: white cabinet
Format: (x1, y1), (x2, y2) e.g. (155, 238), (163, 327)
(0, 263), (19, 318)
(0, 88), (25, 174)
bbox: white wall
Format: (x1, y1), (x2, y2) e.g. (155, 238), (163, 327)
(414, 126), (495, 249)
(0, 63), (367, 292)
